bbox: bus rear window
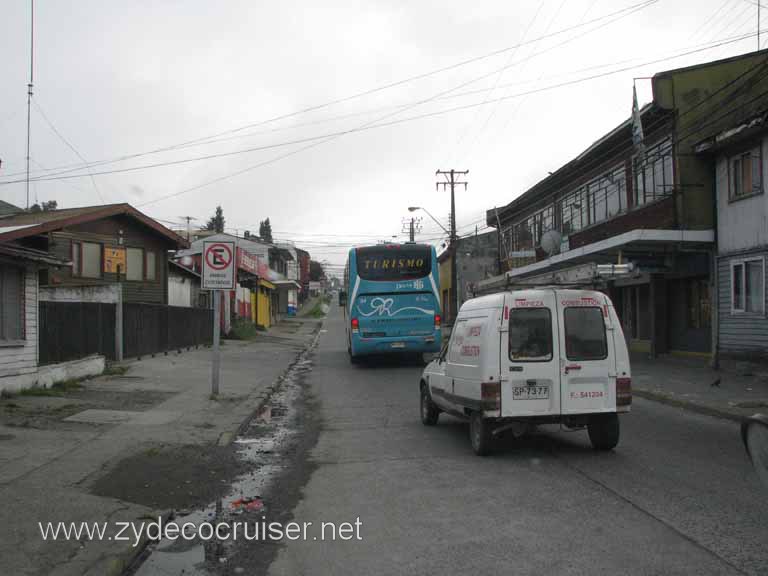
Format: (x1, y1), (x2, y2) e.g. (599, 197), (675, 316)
(509, 308), (553, 361)
(356, 245), (431, 281)
(564, 307), (607, 360)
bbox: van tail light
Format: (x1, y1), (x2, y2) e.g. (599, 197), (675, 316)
(434, 314), (441, 329)
(616, 377), (632, 407)
(351, 317), (359, 334)
(481, 382), (501, 411)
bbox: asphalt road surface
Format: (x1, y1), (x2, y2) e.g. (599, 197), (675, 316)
(243, 302), (768, 576)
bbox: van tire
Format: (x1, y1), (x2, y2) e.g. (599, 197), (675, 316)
(470, 411), (493, 456)
(588, 413), (620, 451)
(420, 383), (440, 426)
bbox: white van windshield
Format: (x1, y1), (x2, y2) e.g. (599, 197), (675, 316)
(509, 308), (553, 361)
(564, 307), (608, 360)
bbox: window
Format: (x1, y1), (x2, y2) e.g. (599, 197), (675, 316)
(145, 251), (157, 281)
(508, 308), (552, 361)
(729, 146), (762, 200)
(732, 258), (764, 314)
(81, 242), (102, 278)
(126, 248), (144, 281)
(71, 241), (81, 276)
(564, 307), (607, 360)
(634, 137), (674, 206)
(356, 244), (431, 281)
(0, 265), (24, 341)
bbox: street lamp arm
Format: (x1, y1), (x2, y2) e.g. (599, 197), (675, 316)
(408, 206), (449, 235)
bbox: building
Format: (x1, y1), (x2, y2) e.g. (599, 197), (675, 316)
(482, 51), (768, 357)
(438, 231), (499, 324)
(167, 260), (204, 308)
(0, 203), (188, 304)
(693, 61), (768, 359)
(0, 242), (70, 392)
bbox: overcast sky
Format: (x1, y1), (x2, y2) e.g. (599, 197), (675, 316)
(0, 0), (763, 275)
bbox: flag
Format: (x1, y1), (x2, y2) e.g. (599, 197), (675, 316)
(632, 83), (645, 153)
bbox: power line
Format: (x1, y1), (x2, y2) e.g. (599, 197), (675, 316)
(5, 27), (756, 193)
(1, 0), (660, 183)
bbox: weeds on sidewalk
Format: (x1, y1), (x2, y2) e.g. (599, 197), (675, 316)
(227, 319), (260, 341)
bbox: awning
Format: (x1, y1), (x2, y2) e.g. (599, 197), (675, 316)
(259, 279), (276, 290)
(478, 228), (713, 292)
(0, 242), (71, 266)
(272, 279), (302, 290)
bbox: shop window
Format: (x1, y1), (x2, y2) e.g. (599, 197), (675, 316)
(732, 258), (765, 314)
(729, 146), (762, 201)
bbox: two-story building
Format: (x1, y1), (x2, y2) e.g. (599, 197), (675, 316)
(483, 50), (768, 357)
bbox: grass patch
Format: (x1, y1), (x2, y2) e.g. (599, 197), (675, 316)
(226, 319), (260, 341)
(103, 365), (129, 377)
(17, 377), (85, 398)
(308, 300), (327, 318)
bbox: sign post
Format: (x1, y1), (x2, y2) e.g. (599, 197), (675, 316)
(202, 241), (236, 396)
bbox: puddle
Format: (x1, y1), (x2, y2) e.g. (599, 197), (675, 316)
(131, 337), (317, 575)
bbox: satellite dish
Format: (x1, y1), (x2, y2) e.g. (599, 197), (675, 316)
(541, 230), (562, 256)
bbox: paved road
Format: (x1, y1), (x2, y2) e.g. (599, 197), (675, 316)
(248, 303), (768, 576)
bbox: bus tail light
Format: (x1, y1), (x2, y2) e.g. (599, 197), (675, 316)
(481, 382), (500, 411)
(616, 377), (632, 407)
(434, 314), (441, 329)
(351, 317), (359, 334)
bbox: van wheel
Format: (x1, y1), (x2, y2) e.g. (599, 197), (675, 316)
(420, 383), (439, 426)
(587, 413), (620, 451)
(469, 411), (493, 456)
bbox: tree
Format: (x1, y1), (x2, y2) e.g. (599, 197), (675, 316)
(205, 205), (225, 233)
(29, 200), (58, 213)
(309, 259), (325, 281)
(259, 218), (273, 243)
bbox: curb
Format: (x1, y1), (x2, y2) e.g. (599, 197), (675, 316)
(633, 389), (746, 424)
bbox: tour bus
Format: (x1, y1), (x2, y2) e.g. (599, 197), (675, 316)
(343, 243), (441, 363)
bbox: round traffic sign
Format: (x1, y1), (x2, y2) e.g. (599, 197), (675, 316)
(205, 243), (233, 270)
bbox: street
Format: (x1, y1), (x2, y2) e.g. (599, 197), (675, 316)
(225, 302), (768, 576)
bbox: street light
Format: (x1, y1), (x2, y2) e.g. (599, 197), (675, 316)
(408, 206), (449, 235)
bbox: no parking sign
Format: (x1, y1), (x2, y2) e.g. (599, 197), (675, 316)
(202, 241), (236, 290)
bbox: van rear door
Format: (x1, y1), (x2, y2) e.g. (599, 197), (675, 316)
(500, 291), (561, 418)
(556, 292), (616, 415)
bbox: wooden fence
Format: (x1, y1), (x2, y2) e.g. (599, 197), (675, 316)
(39, 302), (213, 364)
(38, 301), (117, 365)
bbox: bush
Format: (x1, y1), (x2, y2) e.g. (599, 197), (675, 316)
(227, 319), (260, 340)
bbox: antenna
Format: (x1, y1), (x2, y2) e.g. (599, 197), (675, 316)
(25, 0), (34, 210)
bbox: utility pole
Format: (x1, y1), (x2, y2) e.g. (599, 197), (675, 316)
(402, 216), (422, 242)
(25, 0), (35, 210)
(180, 215), (197, 242)
(436, 169), (468, 324)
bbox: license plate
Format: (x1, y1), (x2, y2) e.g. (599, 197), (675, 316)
(512, 385), (549, 400)
(391, 342), (406, 349)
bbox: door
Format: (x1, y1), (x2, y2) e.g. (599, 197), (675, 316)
(427, 339), (452, 411)
(557, 293), (616, 415)
(445, 316), (486, 409)
(500, 291), (561, 418)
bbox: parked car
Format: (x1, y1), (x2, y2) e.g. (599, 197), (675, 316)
(419, 289), (632, 455)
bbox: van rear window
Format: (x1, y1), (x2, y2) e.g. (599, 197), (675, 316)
(509, 308), (553, 362)
(564, 307), (607, 360)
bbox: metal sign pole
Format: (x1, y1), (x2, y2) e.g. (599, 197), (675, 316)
(211, 290), (221, 395)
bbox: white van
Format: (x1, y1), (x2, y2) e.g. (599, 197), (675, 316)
(420, 289), (631, 455)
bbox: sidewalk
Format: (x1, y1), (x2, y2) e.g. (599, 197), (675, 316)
(631, 353), (768, 422)
(0, 318), (320, 576)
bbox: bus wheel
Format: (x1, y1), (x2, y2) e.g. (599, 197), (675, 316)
(469, 411), (493, 456)
(420, 382), (439, 426)
(349, 353), (360, 365)
(587, 413), (620, 451)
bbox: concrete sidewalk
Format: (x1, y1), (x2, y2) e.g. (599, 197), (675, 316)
(0, 318), (320, 576)
(631, 353), (768, 422)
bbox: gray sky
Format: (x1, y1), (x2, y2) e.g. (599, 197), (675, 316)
(0, 0), (763, 275)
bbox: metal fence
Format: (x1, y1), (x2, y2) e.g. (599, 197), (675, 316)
(39, 301), (213, 364)
(122, 303), (213, 358)
(39, 301), (117, 365)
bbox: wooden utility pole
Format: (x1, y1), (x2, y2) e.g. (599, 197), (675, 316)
(436, 169), (468, 323)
